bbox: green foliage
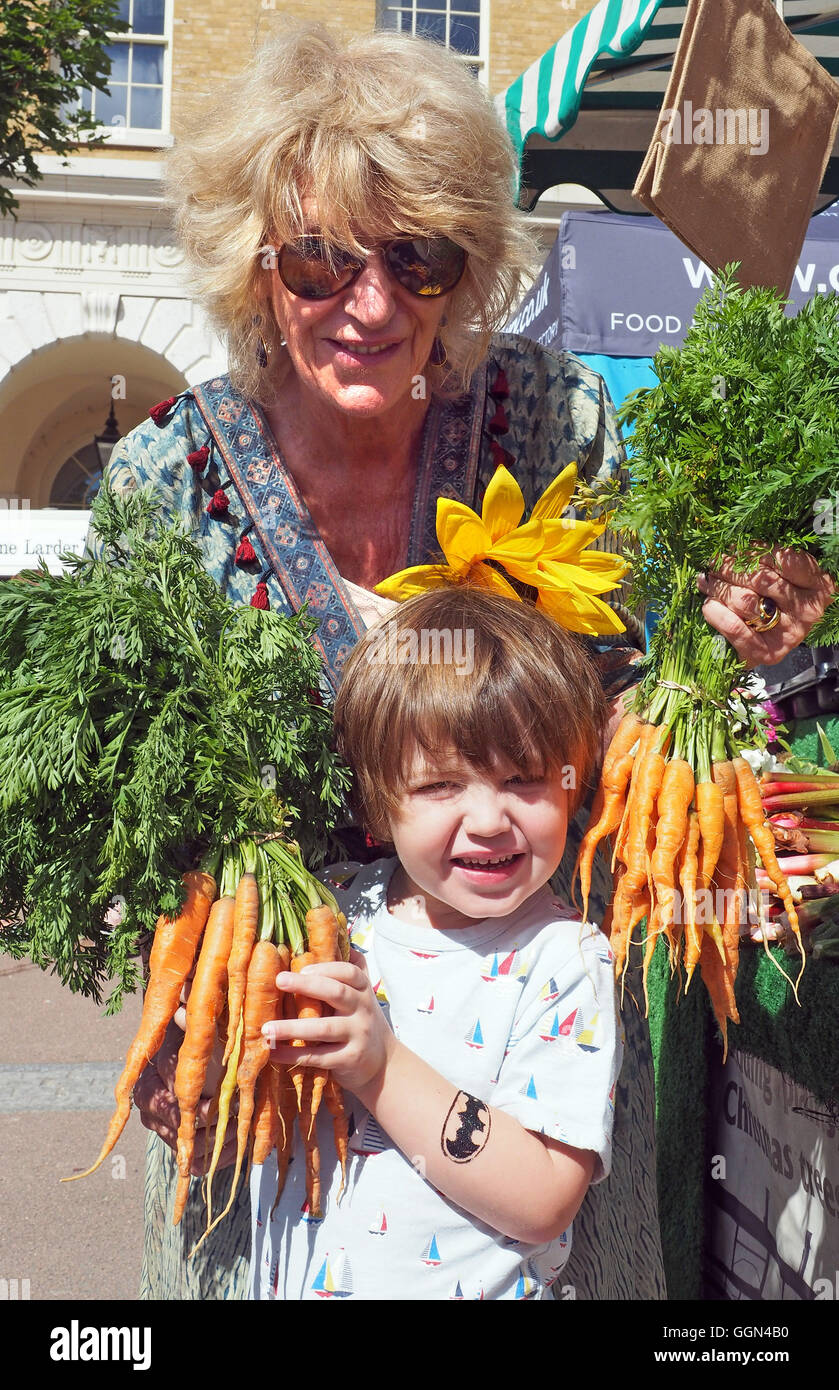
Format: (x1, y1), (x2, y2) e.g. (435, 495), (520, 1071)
(614, 266), (839, 646)
(0, 484), (350, 1010)
(0, 0), (129, 218)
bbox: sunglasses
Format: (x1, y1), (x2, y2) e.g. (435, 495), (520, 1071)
(276, 235), (467, 301)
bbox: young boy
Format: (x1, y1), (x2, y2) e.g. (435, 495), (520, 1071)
(252, 584), (622, 1301)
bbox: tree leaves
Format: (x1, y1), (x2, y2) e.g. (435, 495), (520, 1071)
(0, 0), (131, 217)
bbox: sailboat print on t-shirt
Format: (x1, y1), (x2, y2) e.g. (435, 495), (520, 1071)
(421, 1233), (442, 1266)
(538, 1010), (561, 1043)
(311, 1249), (354, 1298)
(349, 1112), (389, 1156)
(576, 1011), (601, 1052)
(369, 1210), (388, 1235)
(480, 945), (529, 983)
(515, 1262), (541, 1299)
(480, 947), (517, 982)
(539, 976), (560, 1006)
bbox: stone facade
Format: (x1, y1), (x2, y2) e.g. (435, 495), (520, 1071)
(1, 0), (595, 510)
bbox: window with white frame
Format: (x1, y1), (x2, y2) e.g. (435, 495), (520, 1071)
(78, 0), (171, 137)
(376, 0), (488, 83)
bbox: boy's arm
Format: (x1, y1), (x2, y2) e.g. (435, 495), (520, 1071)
(353, 1037), (595, 1245)
(266, 950), (608, 1246)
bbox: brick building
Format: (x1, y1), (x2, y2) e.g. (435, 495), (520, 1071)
(0, 0), (597, 542)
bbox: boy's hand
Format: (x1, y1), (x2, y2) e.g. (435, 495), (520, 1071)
(263, 948), (396, 1094)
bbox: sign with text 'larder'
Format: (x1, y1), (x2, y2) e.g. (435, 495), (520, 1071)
(0, 509), (90, 577)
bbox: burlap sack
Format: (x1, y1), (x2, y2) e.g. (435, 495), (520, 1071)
(634, 0), (839, 294)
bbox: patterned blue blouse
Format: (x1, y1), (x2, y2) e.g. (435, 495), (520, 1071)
(87, 331), (664, 1304)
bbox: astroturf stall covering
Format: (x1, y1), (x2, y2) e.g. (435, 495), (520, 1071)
(508, 206), (839, 1301)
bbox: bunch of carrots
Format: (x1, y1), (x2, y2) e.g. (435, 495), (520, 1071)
(582, 268), (839, 1055)
(64, 835), (348, 1244)
(573, 621), (804, 1060)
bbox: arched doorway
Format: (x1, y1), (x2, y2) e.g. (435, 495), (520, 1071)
(0, 336), (192, 507)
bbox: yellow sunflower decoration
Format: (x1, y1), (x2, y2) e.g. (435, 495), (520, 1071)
(375, 463), (627, 637)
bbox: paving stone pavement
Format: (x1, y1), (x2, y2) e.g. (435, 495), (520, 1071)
(0, 956), (146, 1302)
(0, 1062), (124, 1112)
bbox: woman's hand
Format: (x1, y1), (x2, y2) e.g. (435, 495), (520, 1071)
(697, 547), (836, 669)
(132, 1020), (238, 1175)
(263, 949), (395, 1094)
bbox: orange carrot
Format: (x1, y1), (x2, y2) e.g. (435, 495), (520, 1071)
(205, 938), (283, 1236)
(222, 866), (261, 1066)
(304, 905), (341, 1127)
(650, 758), (695, 964)
(271, 992), (301, 1219)
(289, 950), (321, 1110)
(612, 721), (659, 872)
(251, 1059), (280, 1169)
(732, 757), (803, 967)
(300, 1070), (322, 1220)
(701, 815), (742, 1059)
(699, 929), (734, 1062)
(606, 709), (646, 760)
(621, 886), (651, 1001)
(324, 1075), (350, 1202)
(575, 750), (635, 923)
(336, 909), (350, 963)
(611, 737), (667, 959)
(696, 775), (726, 900)
(254, 942), (291, 1172)
(680, 810), (702, 987)
(172, 891), (237, 1224)
(62, 869), (217, 1183)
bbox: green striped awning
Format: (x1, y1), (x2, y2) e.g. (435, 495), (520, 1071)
(495, 0), (839, 211)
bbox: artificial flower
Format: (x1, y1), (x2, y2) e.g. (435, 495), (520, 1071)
(375, 464), (627, 636)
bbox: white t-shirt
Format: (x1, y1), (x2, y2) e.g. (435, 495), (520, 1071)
(250, 856), (623, 1301)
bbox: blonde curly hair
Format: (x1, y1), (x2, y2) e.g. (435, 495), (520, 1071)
(165, 20), (542, 403)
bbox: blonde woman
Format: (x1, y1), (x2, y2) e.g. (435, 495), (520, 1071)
(92, 21), (832, 1301)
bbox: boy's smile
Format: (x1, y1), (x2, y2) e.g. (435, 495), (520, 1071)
(384, 743), (570, 931)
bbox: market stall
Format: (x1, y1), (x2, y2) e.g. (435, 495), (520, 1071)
(510, 209), (839, 1302)
(494, 0), (839, 215)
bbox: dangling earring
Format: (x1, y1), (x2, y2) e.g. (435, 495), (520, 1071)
(429, 335), (448, 367)
(253, 314), (270, 367)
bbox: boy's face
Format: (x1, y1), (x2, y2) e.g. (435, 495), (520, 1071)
(384, 742), (571, 930)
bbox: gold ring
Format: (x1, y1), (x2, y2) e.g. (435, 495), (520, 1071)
(744, 597), (780, 632)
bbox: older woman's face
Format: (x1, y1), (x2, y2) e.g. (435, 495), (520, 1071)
(266, 199), (449, 418)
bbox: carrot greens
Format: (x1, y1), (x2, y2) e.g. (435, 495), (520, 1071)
(0, 483), (350, 1010)
(575, 269), (839, 1047)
